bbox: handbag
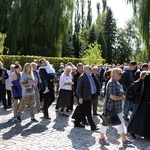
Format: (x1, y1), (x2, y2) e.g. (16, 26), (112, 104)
(12, 80), (22, 99)
(100, 108), (121, 126)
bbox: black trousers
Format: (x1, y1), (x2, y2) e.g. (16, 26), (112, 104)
(43, 89), (54, 117)
(74, 100), (96, 128)
(6, 90), (12, 106)
(0, 85), (7, 107)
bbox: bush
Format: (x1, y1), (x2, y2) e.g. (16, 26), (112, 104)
(82, 42), (105, 65)
(0, 55), (83, 69)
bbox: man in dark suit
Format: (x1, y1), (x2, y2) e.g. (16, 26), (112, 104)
(74, 65), (98, 131)
(72, 63), (88, 125)
(0, 61), (9, 110)
(39, 58), (55, 119)
(91, 66), (100, 115)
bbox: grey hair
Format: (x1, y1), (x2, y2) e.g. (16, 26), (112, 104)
(111, 68), (122, 76)
(83, 65), (91, 71)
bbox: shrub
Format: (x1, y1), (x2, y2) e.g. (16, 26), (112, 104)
(0, 55), (83, 69)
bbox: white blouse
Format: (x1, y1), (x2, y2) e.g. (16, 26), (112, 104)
(59, 73), (72, 90)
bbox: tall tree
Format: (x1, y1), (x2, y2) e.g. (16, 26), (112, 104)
(127, 0), (150, 59)
(97, 31), (107, 59)
(62, 27), (74, 57)
(86, 0), (92, 28)
(80, 0), (85, 31)
(103, 8), (117, 63)
(88, 25), (97, 44)
(3, 0), (74, 56)
(73, 0), (81, 58)
(0, 0), (13, 33)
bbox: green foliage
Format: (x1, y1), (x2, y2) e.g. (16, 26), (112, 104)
(127, 0), (150, 59)
(86, 0), (92, 28)
(88, 25), (97, 44)
(103, 8), (117, 63)
(0, 33), (6, 54)
(2, 0), (74, 57)
(97, 31), (107, 59)
(0, 55), (83, 69)
(82, 42), (105, 65)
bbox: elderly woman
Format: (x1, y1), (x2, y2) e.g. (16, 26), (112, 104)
(56, 66), (73, 117)
(99, 68), (133, 146)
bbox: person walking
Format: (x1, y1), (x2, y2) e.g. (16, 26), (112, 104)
(74, 65), (98, 131)
(16, 63), (38, 122)
(99, 68), (133, 146)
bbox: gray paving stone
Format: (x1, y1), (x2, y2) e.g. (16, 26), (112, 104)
(0, 102), (150, 150)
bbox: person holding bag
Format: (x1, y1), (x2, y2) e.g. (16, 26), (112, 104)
(99, 68), (133, 146)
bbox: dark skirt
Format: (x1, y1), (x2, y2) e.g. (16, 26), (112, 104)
(56, 89), (72, 108)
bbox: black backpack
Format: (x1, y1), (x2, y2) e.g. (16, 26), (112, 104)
(126, 83), (135, 101)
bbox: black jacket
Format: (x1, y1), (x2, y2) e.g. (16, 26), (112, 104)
(121, 69), (134, 90)
(76, 73), (93, 101)
(0, 68), (8, 85)
(73, 72), (82, 94)
(39, 68), (55, 91)
(91, 73), (100, 96)
(128, 74), (150, 138)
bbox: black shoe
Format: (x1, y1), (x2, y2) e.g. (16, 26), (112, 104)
(130, 132), (136, 139)
(4, 106), (9, 110)
(31, 118), (38, 122)
(44, 116), (51, 119)
(123, 116), (129, 122)
(17, 116), (21, 122)
(82, 121), (89, 125)
(74, 124), (85, 128)
(93, 113), (99, 116)
(91, 127), (99, 131)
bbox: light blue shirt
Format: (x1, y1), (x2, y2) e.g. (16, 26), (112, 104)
(85, 73), (97, 95)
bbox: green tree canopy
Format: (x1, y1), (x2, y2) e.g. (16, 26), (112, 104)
(82, 42), (105, 65)
(2, 0), (74, 57)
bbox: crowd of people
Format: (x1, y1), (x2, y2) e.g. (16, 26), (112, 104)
(0, 59), (150, 146)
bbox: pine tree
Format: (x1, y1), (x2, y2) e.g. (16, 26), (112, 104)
(88, 25), (97, 44)
(86, 0), (92, 28)
(97, 31), (107, 59)
(103, 8), (117, 63)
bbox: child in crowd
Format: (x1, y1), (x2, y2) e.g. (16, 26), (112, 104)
(39, 61), (55, 93)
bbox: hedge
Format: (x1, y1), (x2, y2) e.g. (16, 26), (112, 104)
(0, 55), (85, 69)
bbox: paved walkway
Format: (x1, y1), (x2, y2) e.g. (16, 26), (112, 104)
(0, 102), (150, 150)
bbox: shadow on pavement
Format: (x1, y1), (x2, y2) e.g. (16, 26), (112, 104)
(2, 122), (31, 140)
(2, 119), (50, 140)
(21, 119), (50, 137)
(0, 119), (14, 131)
(52, 112), (69, 131)
(67, 128), (96, 150)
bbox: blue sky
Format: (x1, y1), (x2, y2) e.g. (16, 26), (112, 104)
(91, 0), (133, 28)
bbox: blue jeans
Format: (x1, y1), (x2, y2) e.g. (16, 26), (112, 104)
(128, 103), (137, 124)
(123, 100), (133, 119)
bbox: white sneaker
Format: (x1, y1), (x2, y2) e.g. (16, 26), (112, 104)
(43, 88), (49, 94)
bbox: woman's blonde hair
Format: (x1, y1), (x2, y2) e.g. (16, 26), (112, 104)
(22, 63), (34, 80)
(140, 71), (149, 79)
(64, 66), (72, 74)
